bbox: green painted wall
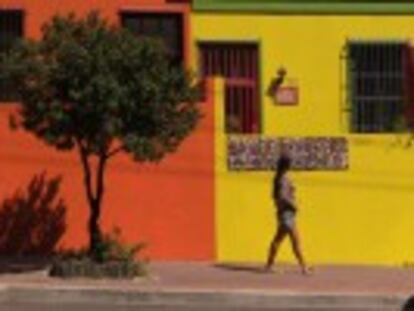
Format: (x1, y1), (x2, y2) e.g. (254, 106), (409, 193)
(193, 0), (414, 14)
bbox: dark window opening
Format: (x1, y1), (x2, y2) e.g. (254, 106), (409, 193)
(199, 43), (260, 134)
(121, 12), (184, 66)
(0, 10), (23, 102)
(347, 41), (408, 133)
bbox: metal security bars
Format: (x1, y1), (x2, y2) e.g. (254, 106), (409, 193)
(199, 43), (260, 134)
(121, 13), (184, 66)
(0, 10), (23, 102)
(347, 41), (407, 133)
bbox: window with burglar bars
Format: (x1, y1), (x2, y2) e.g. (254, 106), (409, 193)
(0, 10), (23, 102)
(121, 12), (184, 66)
(199, 43), (260, 134)
(347, 41), (407, 133)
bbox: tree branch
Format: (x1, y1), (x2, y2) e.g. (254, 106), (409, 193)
(107, 144), (125, 158)
(95, 153), (107, 210)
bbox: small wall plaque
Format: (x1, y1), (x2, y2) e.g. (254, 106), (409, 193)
(275, 86), (299, 105)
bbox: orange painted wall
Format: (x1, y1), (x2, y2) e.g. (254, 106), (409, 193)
(0, 0), (215, 261)
(0, 97), (215, 260)
(0, 0), (191, 64)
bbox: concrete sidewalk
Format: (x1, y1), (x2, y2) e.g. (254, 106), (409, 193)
(0, 262), (413, 310)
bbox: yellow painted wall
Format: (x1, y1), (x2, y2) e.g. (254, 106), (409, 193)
(193, 15), (414, 266)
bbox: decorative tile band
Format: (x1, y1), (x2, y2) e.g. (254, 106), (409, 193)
(228, 136), (348, 171)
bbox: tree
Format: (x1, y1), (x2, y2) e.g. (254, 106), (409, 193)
(1, 12), (200, 260)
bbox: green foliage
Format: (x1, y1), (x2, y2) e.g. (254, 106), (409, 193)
(51, 228), (148, 279)
(95, 227), (147, 263)
(1, 11), (200, 161)
(56, 228), (146, 263)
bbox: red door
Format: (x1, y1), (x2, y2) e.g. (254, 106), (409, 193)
(199, 43), (260, 134)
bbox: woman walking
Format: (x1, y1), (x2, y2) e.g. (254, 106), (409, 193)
(265, 155), (312, 275)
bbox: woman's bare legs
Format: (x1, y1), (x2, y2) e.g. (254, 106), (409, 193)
(265, 225), (287, 271)
(288, 225), (312, 275)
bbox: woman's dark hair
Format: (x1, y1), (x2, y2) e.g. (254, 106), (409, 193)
(276, 155), (291, 173)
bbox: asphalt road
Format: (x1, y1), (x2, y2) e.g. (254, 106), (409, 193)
(0, 302), (396, 311)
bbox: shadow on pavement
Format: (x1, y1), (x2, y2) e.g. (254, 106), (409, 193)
(213, 263), (267, 274)
(0, 256), (52, 273)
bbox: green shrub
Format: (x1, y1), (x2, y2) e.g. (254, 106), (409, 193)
(95, 227), (147, 263)
(50, 228), (147, 279)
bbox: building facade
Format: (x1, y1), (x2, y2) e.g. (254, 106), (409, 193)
(0, 0), (216, 261)
(192, 0), (414, 266)
(1, 0), (414, 266)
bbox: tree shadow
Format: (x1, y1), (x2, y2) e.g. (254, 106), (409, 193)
(0, 172), (67, 273)
(402, 296), (414, 311)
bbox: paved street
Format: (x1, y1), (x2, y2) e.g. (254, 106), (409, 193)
(0, 302), (398, 311)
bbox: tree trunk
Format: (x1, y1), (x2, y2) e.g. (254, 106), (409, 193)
(78, 143), (107, 261)
(88, 198), (102, 260)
